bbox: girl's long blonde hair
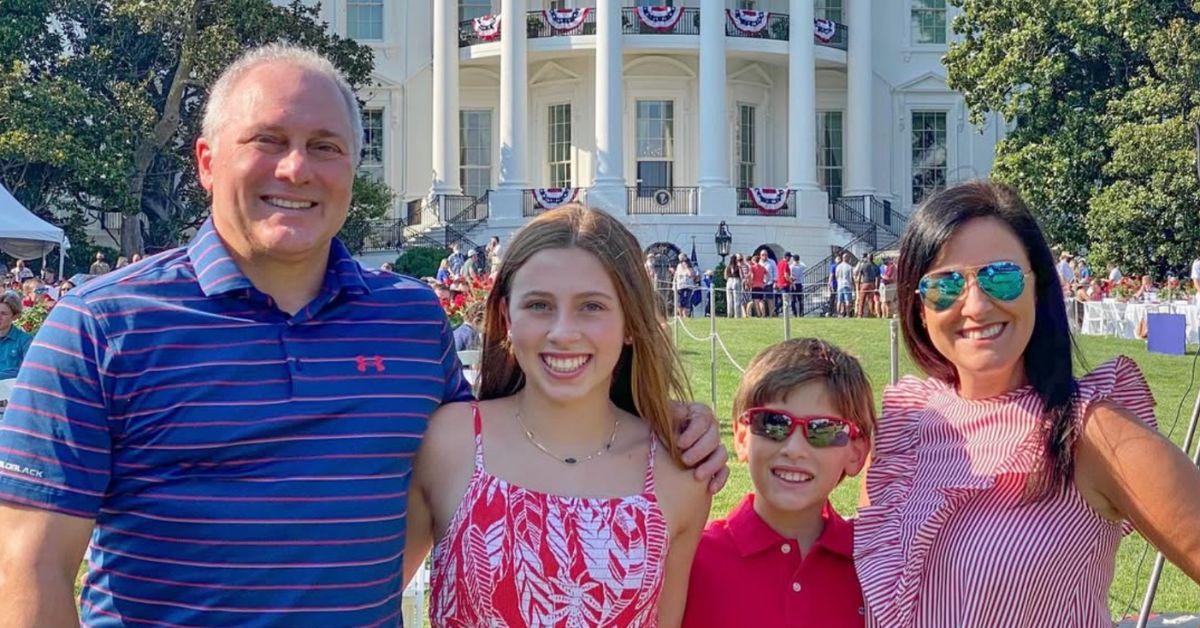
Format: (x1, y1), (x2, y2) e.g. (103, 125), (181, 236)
(477, 205), (691, 462)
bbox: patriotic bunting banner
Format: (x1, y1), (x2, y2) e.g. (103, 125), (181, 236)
(748, 187), (789, 214)
(544, 8), (590, 32)
(635, 6), (683, 31)
(814, 18), (837, 42)
(472, 14), (501, 41)
(727, 9), (770, 34)
(532, 188), (578, 210)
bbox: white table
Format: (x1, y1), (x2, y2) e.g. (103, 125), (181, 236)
(1120, 301), (1200, 342)
(0, 378), (14, 406)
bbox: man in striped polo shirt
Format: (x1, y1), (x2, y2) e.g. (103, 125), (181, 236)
(0, 46), (726, 626)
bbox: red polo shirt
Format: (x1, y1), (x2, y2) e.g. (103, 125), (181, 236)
(682, 494), (865, 628)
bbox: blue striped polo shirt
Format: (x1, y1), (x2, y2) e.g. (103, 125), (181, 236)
(0, 218), (472, 626)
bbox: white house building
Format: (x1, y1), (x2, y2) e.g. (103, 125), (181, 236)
(313, 0), (1004, 279)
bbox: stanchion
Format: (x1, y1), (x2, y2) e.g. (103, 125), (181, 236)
(709, 286), (718, 408)
(889, 318), (900, 385)
(783, 290), (792, 340)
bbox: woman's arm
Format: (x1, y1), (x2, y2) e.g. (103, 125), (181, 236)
(655, 461), (712, 628)
(402, 469), (435, 588)
(1076, 401), (1200, 581)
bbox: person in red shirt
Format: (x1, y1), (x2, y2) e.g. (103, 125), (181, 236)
(747, 257), (767, 317)
(776, 254), (792, 315)
(684, 338), (875, 628)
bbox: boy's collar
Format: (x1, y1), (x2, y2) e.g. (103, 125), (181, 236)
(726, 493), (853, 559)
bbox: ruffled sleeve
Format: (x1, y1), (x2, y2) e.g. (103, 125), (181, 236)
(853, 375), (940, 627)
(1075, 356), (1157, 434)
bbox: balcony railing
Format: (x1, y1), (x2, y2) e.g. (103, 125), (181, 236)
(458, 11), (847, 50)
(458, 18), (498, 47)
(736, 188), (797, 217)
(627, 186), (697, 215)
(526, 10), (597, 39)
(442, 192), (489, 223)
(724, 12), (790, 41)
(621, 7), (700, 35)
(523, 188), (588, 217)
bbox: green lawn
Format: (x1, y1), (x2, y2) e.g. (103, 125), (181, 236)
(671, 316), (1200, 619)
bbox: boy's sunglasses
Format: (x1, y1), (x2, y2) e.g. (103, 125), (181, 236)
(916, 261), (1031, 312)
(738, 408), (860, 447)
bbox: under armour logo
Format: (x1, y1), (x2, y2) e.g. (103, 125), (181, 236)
(355, 355), (386, 373)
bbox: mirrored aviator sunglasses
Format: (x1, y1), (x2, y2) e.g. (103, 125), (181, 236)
(917, 261), (1029, 312)
(738, 408), (859, 448)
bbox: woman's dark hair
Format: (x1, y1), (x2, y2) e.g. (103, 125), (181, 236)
(896, 180), (1078, 499)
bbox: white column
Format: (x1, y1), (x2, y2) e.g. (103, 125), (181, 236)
(498, 0), (529, 190)
(431, 0), (460, 196)
(845, 0), (875, 196)
(698, 0), (728, 189)
(787, 0), (818, 191)
(590, 0), (626, 213)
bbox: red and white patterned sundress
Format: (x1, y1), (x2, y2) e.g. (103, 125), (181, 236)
(430, 403), (669, 627)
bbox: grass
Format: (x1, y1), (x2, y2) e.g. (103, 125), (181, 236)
(671, 316), (1200, 619)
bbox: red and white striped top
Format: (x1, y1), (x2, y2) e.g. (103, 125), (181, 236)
(855, 357), (1156, 627)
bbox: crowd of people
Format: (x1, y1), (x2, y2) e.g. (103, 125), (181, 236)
(0, 44), (1197, 628)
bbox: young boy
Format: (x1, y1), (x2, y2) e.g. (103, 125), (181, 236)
(683, 338), (875, 628)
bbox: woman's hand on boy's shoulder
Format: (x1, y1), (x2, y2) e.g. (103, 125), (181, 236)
(671, 401), (729, 495)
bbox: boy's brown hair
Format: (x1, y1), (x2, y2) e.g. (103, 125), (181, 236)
(732, 338), (876, 440)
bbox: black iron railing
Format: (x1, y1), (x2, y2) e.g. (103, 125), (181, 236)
(458, 18), (501, 47)
(829, 196), (878, 250)
(523, 188), (587, 217)
(442, 192), (489, 224)
(736, 188), (797, 217)
(724, 12), (790, 41)
(362, 218), (409, 253)
(627, 186), (697, 215)
(526, 9), (596, 38)
(621, 7), (700, 35)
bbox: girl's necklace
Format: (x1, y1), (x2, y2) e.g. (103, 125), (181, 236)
(515, 407), (620, 465)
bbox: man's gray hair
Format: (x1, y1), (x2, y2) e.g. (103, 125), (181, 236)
(201, 44), (363, 166)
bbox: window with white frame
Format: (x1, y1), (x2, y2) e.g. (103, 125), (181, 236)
(911, 111), (947, 205)
(814, 0), (843, 23)
(735, 0), (757, 9)
(911, 0), (947, 45)
(460, 0), (493, 20)
(635, 100), (674, 193)
(347, 0), (383, 40)
(636, 0), (673, 6)
(360, 109), (384, 181)
(548, 0), (569, 9)
(460, 110), (493, 198)
(735, 104), (756, 189)
(547, 104), (572, 188)
(817, 111), (843, 200)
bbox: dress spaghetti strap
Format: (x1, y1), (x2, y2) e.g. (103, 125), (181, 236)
(469, 402), (484, 470)
(642, 437), (657, 494)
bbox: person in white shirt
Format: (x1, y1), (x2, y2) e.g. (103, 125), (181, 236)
(673, 255), (698, 318)
(1056, 252), (1075, 293)
(788, 255), (807, 316)
(1108, 263), (1122, 283)
(1191, 258), (1200, 304)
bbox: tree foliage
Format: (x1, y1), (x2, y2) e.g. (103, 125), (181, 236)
(0, 0), (387, 261)
(946, 0), (1200, 277)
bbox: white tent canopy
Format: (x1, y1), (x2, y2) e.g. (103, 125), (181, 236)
(0, 183), (69, 277)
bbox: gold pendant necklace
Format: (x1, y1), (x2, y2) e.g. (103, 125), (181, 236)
(515, 406), (620, 465)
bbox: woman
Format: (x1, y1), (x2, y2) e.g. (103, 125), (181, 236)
(674, 255), (697, 318)
(405, 206), (711, 626)
(487, 235), (503, 275)
(856, 181), (1200, 626)
(435, 258), (452, 284)
(0, 292), (32, 380)
(724, 254), (742, 319)
(1134, 274), (1158, 303)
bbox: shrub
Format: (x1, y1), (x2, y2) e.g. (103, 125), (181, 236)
(394, 247), (449, 279)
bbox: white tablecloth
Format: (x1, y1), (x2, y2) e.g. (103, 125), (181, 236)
(1120, 301), (1200, 342)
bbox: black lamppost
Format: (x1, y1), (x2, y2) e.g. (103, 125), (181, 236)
(715, 221), (732, 265)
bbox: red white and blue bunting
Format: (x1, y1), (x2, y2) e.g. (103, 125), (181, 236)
(814, 18), (837, 42)
(635, 6), (683, 31)
(748, 188), (789, 214)
(472, 14), (501, 41)
(532, 187), (578, 210)
(727, 9), (770, 34)
(544, 8), (590, 32)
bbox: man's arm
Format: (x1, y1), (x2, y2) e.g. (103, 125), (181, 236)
(0, 503), (93, 627)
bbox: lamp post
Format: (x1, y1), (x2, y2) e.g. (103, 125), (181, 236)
(715, 221), (732, 265)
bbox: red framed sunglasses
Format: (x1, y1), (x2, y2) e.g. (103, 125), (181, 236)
(737, 408), (860, 448)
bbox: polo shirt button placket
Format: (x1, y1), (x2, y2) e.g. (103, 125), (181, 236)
(791, 582), (801, 593)
(780, 543), (791, 554)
